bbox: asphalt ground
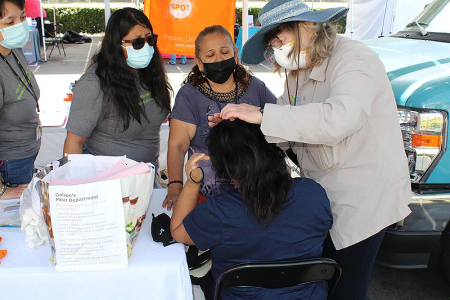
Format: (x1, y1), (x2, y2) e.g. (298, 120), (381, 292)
(30, 36), (450, 299)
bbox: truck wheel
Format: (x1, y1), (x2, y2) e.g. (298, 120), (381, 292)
(441, 222), (450, 284)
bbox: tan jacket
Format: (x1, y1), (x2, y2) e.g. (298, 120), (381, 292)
(261, 35), (412, 250)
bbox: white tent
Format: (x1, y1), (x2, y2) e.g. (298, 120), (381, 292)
(345, 0), (431, 40)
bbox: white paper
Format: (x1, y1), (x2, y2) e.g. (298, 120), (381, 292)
(49, 179), (128, 272)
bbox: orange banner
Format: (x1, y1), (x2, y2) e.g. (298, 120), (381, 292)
(144, 0), (236, 56)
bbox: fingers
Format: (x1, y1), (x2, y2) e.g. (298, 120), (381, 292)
(163, 199), (173, 210)
(189, 153), (210, 164)
(207, 114), (222, 127)
(2, 185), (28, 200)
(162, 194), (178, 211)
(220, 103), (261, 124)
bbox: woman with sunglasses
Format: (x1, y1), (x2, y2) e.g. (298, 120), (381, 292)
(63, 8), (171, 170)
(215, 1), (412, 299)
(162, 25), (276, 211)
(0, 0), (41, 200)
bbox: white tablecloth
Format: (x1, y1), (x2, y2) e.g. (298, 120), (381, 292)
(0, 189), (193, 300)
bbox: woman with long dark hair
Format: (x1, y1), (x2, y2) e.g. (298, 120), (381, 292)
(63, 8), (172, 168)
(163, 25), (276, 210)
(170, 119), (332, 300)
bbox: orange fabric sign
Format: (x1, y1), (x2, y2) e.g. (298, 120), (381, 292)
(144, 0), (236, 56)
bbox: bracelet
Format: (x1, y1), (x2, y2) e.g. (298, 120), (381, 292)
(189, 167), (204, 184)
(167, 180), (183, 187)
(0, 183), (7, 198)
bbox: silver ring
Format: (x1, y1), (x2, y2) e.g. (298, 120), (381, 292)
(168, 200), (173, 203)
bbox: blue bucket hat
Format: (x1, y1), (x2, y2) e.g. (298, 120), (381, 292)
(241, 0), (349, 65)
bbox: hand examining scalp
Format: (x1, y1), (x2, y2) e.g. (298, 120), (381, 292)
(219, 103), (263, 125)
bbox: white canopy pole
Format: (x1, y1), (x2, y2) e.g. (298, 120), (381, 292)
(350, 0), (354, 39)
(242, 0), (248, 57)
(39, 0), (47, 62)
(105, 0), (111, 28)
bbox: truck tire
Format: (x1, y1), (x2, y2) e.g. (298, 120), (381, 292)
(441, 222), (450, 284)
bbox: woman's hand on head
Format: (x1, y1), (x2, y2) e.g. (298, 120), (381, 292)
(185, 153), (210, 184)
(0, 184), (28, 200)
(220, 103), (263, 124)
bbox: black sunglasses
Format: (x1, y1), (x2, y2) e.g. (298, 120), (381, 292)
(121, 34), (158, 50)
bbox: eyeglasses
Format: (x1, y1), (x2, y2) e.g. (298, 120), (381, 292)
(264, 36), (283, 59)
(268, 36), (283, 49)
(121, 34), (158, 50)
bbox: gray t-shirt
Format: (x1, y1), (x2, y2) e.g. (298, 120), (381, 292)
(169, 76), (277, 197)
(66, 66), (169, 165)
(0, 49), (40, 160)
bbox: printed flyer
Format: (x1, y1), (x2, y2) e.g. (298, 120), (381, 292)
(49, 179), (128, 272)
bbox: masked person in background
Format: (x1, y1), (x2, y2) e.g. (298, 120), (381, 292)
(0, 0), (40, 199)
(215, 0), (412, 299)
(63, 8), (172, 170)
(163, 25), (276, 210)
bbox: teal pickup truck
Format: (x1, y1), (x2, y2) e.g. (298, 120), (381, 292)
(363, 0), (450, 282)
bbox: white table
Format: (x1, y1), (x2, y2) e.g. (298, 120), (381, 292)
(0, 189), (193, 300)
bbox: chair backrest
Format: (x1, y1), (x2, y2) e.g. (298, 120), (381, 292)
(44, 23), (54, 38)
(213, 258), (342, 300)
(56, 24), (64, 35)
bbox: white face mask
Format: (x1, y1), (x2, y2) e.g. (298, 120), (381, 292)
(273, 41), (308, 70)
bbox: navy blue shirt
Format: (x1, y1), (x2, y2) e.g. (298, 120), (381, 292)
(183, 178), (333, 300)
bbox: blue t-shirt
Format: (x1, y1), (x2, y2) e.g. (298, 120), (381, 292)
(169, 76), (277, 197)
(183, 178), (333, 300)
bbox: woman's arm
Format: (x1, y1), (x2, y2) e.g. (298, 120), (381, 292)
(63, 131), (88, 156)
(162, 119), (196, 210)
(170, 153), (209, 245)
(0, 178), (28, 200)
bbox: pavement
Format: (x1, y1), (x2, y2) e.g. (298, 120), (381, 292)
(30, 35), (285, 172)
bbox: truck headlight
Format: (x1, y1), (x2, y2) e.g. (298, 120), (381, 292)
(398, 106), (447, 183)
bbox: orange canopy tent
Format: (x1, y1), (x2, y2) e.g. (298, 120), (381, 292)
(144, 0), (236, 56)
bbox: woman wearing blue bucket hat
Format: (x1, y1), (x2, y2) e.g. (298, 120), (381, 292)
(216, 0), (412, 299)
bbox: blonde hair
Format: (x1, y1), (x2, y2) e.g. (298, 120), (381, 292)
(266, 21), (337, 76)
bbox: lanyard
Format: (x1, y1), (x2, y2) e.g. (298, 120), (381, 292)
(285, 69), (300, 106)
(0, 51), (39, 112)
(206, 79), (239, 111)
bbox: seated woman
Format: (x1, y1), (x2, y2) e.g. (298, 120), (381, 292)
(163, 25), (276, 210)
(171, 119), (333, 300)
(0, 0), (41, 199)
(63, 8), (172, 169)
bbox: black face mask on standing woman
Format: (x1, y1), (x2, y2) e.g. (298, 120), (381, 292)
(202, 56), (236, 84)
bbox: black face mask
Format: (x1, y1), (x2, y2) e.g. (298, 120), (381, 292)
(202, 56), (236, 84)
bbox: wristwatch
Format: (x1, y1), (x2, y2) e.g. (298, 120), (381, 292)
(259, 106), (264, 116)
(0, 182), (6, 198)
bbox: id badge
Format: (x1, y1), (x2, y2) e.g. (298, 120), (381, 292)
(36, 122), (42, 140)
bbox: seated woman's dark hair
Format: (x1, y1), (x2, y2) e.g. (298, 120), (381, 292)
(91, 8), (172, 131)
(183, 25), (252, 89)
(206, 119), (291, 224)
(0, 0), (25, 17)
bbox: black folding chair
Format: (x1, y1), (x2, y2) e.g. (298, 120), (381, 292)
(45, 23), (66, 58)
(213, 258), (342, 300)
